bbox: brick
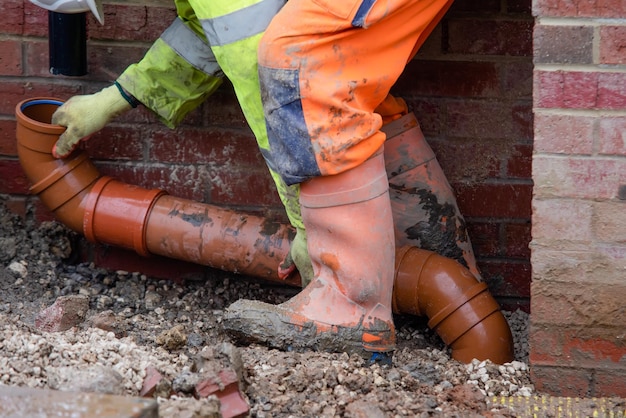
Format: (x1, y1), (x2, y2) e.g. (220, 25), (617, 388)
(562, 334), (626, 367)
(3, 196), (27, 219)
(504, 222), (531, 258)
(203, 88), (249, 129)
(430, 140), (501, 182)
(447, 100), (532, 140)
(593, 201), (626, 243)
(507, 144), (532, 178)
(0, 160), (30, 194)
(531, 243), (626, 284)
(208, 167), (282, 207)
(24, 40), (51, 77)
(0, 40), (23, 76)
(139, 367), (165, 398)
(454, 182), (533, 218)
(529, 324), (564, 363)
(599, 117), (626, 155)
(0, 120), (17, 156)
(534, 71), (598, 109)
(594, 243), (626, 273)
(600, 26), (626, 64)
(512, 102), (534, 140)
(447, 19), (533, 56)
(195, 369), (250, 418)
(531, 198), (593, 242)
(399, 98), (444, 137)
(0, 82), (81, 115)
(535, 71), (626, 110)
(531, 244), (591, 282)
(84, 126), (145, 161)
(150, 127), (262, 167)
(533, 113), (595, 154)
(88, 44), (152, 81)
(597, 72), (626, 109)
(534, 25), (593, 64)
(89, 4), (176, 42)
(530, 365), (592, 397)
(31, 200), (56, 225)
(115, 103), (163, 127)
(479, 260), (531, 298)
(0, 0), (24, 35)
(413, 23), (443, 58)
(501, 61), (533, 99)
(35, 295), (90, 332)
(23, 2), (48, 37)
(466, 222), (500, 258)
(533, 0), (626, 18)
(96, 163), (208, 202)
(531, 280), (626, 327)
(396, 60), (500, 98)
(594, 369), (626, 397)
(533, 155), (626, 199)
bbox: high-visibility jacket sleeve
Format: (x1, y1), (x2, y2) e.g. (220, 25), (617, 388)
(116, 1), (224, 128)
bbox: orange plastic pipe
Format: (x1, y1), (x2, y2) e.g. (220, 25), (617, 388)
(15, 97), (514, 363)
(15, 98), (300, 286)
(393, 246), (514, 364)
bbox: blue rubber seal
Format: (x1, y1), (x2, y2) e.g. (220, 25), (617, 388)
(21, 99), (63, 112)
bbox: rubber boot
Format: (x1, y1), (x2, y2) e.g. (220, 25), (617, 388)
(223, 149), (396, 360)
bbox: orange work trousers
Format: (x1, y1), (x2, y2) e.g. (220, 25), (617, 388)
(258, 0), (453, 185)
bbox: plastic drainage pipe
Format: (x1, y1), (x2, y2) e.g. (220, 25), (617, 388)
(393, 246), (514, 364)
(15, 97), (514, 364)
(48, 12), (88, 76)
(16, 98), (300, 286)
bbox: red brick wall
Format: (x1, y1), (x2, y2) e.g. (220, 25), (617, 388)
(0, 1), (533, 305)
(531, 0), (626, 398)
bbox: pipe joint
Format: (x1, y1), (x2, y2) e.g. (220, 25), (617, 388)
(83, 176), (167, 256)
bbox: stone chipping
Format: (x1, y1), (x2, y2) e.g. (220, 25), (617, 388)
(0, 200), (533, 417)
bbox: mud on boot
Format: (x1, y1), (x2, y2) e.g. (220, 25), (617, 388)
(222, 298), (395, 360)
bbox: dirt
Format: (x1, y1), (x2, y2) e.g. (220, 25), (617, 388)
(0, 198), (532, 417)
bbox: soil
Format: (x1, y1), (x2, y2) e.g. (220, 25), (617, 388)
(0, 199), (533, 417)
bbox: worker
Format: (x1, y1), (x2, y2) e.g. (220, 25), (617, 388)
(46, 0), (455, 362)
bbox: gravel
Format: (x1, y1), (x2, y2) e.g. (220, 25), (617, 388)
(0, 198), (532, 417)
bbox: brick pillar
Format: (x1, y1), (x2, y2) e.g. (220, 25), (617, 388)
(531, 0), (626, 397)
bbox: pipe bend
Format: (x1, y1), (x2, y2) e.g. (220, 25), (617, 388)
(393, 246), (514, 364)
(16, 98), (101, 232)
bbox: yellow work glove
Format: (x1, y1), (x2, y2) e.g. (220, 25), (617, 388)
(279, 227), (314, 287)
(51, 84), (134, 158)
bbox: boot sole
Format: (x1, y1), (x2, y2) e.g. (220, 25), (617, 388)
(222, 299), (395, 359)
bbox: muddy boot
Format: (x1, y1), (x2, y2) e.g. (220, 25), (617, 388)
(223, 149), (396, 361)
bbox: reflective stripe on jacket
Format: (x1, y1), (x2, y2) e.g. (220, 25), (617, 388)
(116, 0), (304, 230)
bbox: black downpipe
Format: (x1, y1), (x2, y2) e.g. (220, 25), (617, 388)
(48, 11), (87, 76)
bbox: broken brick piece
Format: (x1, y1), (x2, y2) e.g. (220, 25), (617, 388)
(140, 367), (164, 398)
(195, 369), (249, 418)
(35, 295), (89, 332)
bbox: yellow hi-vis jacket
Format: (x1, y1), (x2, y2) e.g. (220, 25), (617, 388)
(116, 0), (303, 231)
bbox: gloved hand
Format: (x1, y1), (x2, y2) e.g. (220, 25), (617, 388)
(278, 227), (314, 287)
(51, 84), (133, 158)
